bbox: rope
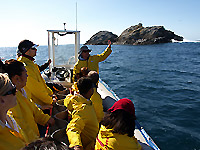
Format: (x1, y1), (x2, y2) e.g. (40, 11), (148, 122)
(45, 107), (52, 137)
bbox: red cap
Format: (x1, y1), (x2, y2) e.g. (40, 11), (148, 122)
(108, 98), (136, 117)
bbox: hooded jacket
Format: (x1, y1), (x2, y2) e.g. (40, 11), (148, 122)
(64, 94), (99, 150)
(18, 56), (53, 106)
(69, 85), (104, 123)
(9, 89), (51, 143)
(0, 114), (27, 150)
(91, 88), (104, 123)
(73, 46), (112, 82)
(95, 125), (142, 150)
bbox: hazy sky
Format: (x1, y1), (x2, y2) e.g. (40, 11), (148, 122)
(0, 0), (199, 47)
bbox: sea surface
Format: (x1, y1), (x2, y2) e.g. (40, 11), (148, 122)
(0, 42), (200, 150)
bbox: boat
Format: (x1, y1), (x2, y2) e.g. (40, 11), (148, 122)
(43, 25), (160, 150)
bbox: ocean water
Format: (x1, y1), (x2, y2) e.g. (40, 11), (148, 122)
(0, 42), (200, 150)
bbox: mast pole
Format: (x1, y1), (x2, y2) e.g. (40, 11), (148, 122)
(76, 2), (77, 31)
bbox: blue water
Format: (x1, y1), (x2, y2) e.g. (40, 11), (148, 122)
(0, 42), (200, 150)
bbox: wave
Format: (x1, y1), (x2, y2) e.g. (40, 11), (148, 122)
(161, 68), (200, 77)
(172, 39), (200, 43)
(155, 118), (200, 140)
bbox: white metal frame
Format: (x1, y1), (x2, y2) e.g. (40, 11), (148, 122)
(47, 30), (80, 72)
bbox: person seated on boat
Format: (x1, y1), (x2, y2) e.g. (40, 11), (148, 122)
(72, 70), (103, 123)
(64, 77), (99, 150)
(0, 73), (28, 150)
(22, 136), (68, 150)
(17, 40), (54, 108)
(2, 59), (55, 143)
(95, 98), (142, 150)
(88, 71), (104, 123)
(72, 40), (112, 82)
(80, 67), (90, 77)
(72, 67), (90, 94)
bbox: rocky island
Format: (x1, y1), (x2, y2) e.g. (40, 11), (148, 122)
(85, 23), (183, 45)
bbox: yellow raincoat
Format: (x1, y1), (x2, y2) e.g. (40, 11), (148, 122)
(91, 88), (104, 123)
(9, 89), (51, 143)
(18, 56), (53, 106)
(0, 114), (27, 150)
(95, 125), (142, 150)
(69, 85), (104, 123)
(73, 46), (112, 82)
(64, 94), (99, 150)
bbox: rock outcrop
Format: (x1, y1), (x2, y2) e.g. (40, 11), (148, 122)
(85, 31), (118, 45)
(85, 23), (183, 45)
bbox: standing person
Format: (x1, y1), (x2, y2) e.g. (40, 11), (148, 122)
(73, 41), (112, 82)
(0, 73), (28, 150)
(17, 40), (53, 107)
(17, 49), (52, 72)
(3, 59), (55, 143)
(64, 77), (99, 150)
(95, 98), (142, 150)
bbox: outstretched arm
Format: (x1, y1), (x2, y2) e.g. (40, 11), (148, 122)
(97, 40), (112, 62)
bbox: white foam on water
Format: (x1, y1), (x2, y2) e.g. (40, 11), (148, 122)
(172, 39), (200, 43)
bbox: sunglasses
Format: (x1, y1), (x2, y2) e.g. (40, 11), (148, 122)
(30, 44), (39, 50)
(3, 87), (17, 96)
(31, 47), (37, 50)
(82, 51), (90, 53)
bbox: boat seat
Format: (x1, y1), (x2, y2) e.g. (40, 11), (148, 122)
(102, 96), (117, 112)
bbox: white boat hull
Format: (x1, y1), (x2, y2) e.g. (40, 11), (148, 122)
(98, 79), (159, 150)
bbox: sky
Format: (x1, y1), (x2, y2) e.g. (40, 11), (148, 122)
(0, 0), (200, 47)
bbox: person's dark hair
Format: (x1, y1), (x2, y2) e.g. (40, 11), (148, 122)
(22, 136), (69, 150)
(77, 77), (93, 95)
(88, 71), (99, 85)
(74, 67), (90, 82)
(101, 109), (136, 137)
(3, 59), (24, 79)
